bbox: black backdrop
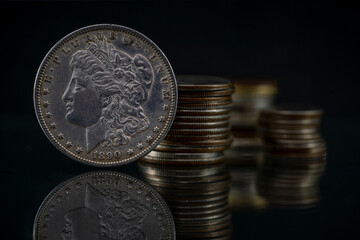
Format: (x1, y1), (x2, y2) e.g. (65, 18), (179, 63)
(1, 1), (359, 239)
(1, 0), (359, 117)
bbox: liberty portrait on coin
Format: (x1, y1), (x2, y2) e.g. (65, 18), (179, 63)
(62, 37), (154, 153)
(34, 24), (177, 166)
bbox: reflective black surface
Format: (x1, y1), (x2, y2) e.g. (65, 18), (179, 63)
(2, 114), (359, 239)
(1, 1), (359, 239)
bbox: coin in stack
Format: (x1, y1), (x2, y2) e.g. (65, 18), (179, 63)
(34, 171), (175, 240)
(174, 114), (230, 123)
(176, 108), (232, 116)
(33, 24), (177, 166)
(165, 132), (230, 142)
(138, 162), (232, 239)
(142, 151), (226, 165)
(170, 120), (230, 129)
(177, 75), (234, 91)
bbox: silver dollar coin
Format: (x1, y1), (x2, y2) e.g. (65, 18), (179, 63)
(33, 171), (175, 240)
(34, 24), (177, 166)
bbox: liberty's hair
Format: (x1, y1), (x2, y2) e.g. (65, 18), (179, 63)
(98, 189), (148, 240)
(69, 42), (153, 147)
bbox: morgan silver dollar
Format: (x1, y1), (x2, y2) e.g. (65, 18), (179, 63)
(34, 24), (177, 166)
(33, 171), (175, 240)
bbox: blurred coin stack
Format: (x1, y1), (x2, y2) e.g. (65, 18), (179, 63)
(225, 80), (277, 209)
(142, 75), (234, 165)
(257, 106), (327, 208)
(139, 162), (232, 239)
(227, 80), (277, 152)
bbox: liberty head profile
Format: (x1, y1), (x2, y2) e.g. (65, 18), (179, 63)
(62, 37), (154, 153)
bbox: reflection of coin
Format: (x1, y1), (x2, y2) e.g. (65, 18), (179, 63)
(33, 171), (175, 240)
(34, 24), (177, 166)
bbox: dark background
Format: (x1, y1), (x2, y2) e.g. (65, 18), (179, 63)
(1, 1), (359, 239)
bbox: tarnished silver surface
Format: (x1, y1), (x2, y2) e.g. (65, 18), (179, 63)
(34, 24), (177, 166)
(33, 171), (175, 240)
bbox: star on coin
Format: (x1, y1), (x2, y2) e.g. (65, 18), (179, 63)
(50, 122), (56, 129)
(49, 205), (56, 212)
(56, 195), (63, 202)
(45, 112), (52, 118)
(137, 189), (142, 194)
(57, 133), (64, 139)
(158, 116), (165, 122)
(65, 141), (72, 148)
(76, 147), (83, 154)
(127, 183), (133, 189)
(146, 135), (153, 142)
(127, 148), (134, 155)
(43, 101), (49, 108)
(161, 225), (167, 232)
(162, 104), (169, 110)
(64, 188), (71, 195)
(43, 88), (49, 95)
(137, 142), (144, 149)
(153, 126), (160, 133)
(75, 182), (82, 189)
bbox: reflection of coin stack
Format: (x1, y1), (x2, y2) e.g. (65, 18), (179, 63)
(257, 106), (327, 209)
(139, 162), (232, 239)
(227, 157), (267, 209)
(142, 75), (234, 165)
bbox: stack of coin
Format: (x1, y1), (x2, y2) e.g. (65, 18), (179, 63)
(142, 75), (234, 165)
(225, 80), (277, 161)
(139, 161), (232, 239)
(257, 105), (326, 208)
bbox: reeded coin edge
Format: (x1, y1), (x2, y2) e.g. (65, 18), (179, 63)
(33, 171), (175, 240)
(33, 24), (178, 166)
